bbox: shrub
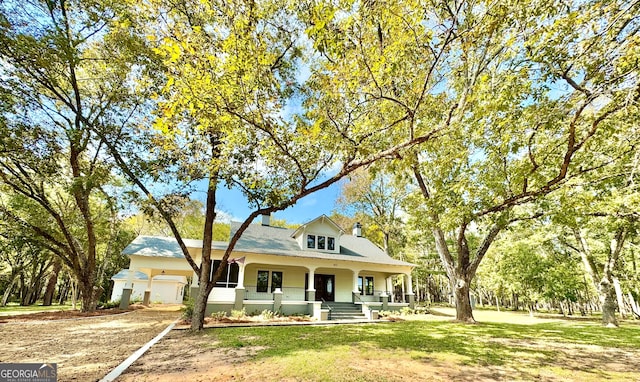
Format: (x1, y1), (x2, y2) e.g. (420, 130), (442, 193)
(98, 300), (120, 309)
(181, 298), (195, 321)
(260, 309), (276, 320)
(378, 310), (393, 318)
(230, 308), (247, 319)
(415, 306), (429, 314)
(210, 311), (227, 320)
(400, 307), (415, 315)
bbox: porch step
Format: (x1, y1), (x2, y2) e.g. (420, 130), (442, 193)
(323, 302), (367, 320)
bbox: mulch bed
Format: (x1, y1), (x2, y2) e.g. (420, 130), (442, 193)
(176, 315), (313, 327)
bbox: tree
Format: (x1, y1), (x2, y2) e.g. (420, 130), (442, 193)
(337, 168), (408, 258)
(0, 231), (53, 306)
(124, 199), (230, 241)
(96, 0), (441, 331)
(553, 184), (640, 325)
(267, 0), (640, 323)
(0, 0), (144, 311)
(479, 222), (586, 315)
(398, 0), (638, 322)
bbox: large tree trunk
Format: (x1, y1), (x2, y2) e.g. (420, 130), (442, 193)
(599, 276), (619, 327)
(453, 274), (475, 322)
(573, 226), (625, 327)
(43, 260), (62, 306)
(1, 276), (18, 306)
(191, 262), (213, 331)
(78, 270), (99, 312)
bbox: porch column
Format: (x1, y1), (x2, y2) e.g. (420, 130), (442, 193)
(234, 263), (246, 310)
(306, 267), (316, 302)
(404, 273), (415, 308)
(351, 269), (361, 303)
(386, 277), (393, 303)
(119, 268), (136, 309)
(352, 269), (361, 293)
(237, 263), (246, 288)
(143, 273), (153, 306)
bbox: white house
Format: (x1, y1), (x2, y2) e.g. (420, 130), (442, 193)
(117, 215), (415, 319)
(110, 270), (187, 304)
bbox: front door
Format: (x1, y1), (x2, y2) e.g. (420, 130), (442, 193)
(314, 274), (335, 301)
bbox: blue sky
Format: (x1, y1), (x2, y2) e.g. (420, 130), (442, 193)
(192, 179), (348, 225)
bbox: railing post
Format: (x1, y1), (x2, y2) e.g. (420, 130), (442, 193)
(380, 291), (389, 311)
(273, 288), (283, 313)
(234, 286), (245, 310)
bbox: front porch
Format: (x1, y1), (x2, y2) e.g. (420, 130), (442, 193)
(202, 262), (415, 319)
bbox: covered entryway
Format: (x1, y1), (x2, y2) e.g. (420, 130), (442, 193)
(314, 274), (335, 301)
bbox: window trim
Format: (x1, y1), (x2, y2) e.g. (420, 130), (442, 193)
(211, 260), (239, 288)
(271, 271), (283, 292)
(307, 234), (316, 249)
(327, 237), (335, 251)
(358, 276), (374, 295)
(257, 270), (269, 293)
(256, 270), (284, 293)
(307, 234), (336, 251)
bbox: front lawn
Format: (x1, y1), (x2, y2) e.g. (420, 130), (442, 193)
(0, 302), (73, 316)
(196, 317), (640, 381)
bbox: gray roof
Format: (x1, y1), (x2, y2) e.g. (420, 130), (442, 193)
(121, 225), (413, 268)
(112, 269), (149, 280)
(230, 223), (413, 267)
(111, 269), (187, 283)
(122, 235), (228, 259)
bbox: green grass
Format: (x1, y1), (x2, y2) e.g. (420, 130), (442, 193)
(197, 317), (640, 381)
(0, 302), (73, 315)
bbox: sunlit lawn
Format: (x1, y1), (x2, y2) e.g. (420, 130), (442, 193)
(197, 309), (640, 381)
(0, 302), (73, 316)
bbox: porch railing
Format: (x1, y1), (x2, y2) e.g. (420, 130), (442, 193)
(321, 298), (332, 320)
(355, 290), (389, 302)
(244, 285), (306, 301)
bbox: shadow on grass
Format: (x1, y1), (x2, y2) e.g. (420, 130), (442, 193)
(199, 318), (640, 381)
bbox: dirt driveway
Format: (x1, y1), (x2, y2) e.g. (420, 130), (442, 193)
(0, 305), (181, 382)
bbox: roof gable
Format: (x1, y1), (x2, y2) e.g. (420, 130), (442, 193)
(290, 214), (345, 239)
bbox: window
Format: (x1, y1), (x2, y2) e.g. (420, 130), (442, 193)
(256, 270), (283, 293)
(257, 270), (269, 293)
(359, 276), (374, 295)
(365, 276), (374, 295)
(307, 235), (316, 249)
(271, 271), (283, 292)
(307, 234), (336, 251)
(211, 260), (239, 288)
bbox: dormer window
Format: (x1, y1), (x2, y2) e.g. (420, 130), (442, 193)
(293, 215), (344, 252)
(307, 234), (335, 251)
(307, 235), (316, 249)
